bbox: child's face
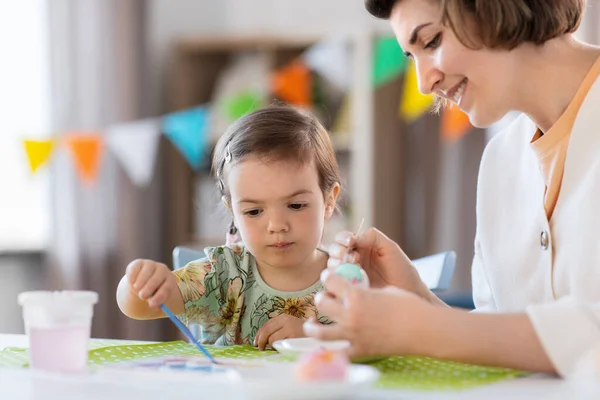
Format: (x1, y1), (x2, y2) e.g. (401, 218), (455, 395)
(226, 155), (338, 269)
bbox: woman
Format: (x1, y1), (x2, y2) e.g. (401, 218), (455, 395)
(304, 0), (600, 377)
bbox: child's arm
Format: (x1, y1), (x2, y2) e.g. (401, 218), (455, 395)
(116, 259), (184, 320)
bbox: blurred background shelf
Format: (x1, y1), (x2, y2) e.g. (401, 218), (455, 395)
(163, 33), (404, 254)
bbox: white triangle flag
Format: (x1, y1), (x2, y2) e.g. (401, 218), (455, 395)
(304, 37), (352, 91)
(106, 118), (161, 186)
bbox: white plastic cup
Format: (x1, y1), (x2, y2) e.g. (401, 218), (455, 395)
(18, 291), (98, 373)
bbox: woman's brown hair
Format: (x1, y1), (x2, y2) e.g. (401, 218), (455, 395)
(365, 0), (586, 49)
(212, 104), (342, 204)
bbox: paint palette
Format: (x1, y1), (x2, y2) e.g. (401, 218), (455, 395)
(99, 355), (264, 383)
(96, 355), (379, 399)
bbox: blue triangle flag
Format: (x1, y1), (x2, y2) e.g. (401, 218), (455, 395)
(162, 106), (210, 170)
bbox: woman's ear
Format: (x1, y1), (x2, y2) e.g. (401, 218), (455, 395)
(325, 183), (341, 219)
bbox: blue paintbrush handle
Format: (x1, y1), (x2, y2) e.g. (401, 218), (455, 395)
(160, 304), (216, 363)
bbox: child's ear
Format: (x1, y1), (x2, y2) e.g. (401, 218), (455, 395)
(325, 183), (341, 219)
(222, 196), (232, 213)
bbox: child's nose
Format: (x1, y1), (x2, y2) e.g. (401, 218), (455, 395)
(267, 212), (289, 233)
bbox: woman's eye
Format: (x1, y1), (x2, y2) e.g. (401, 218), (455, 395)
(424, 33), (442, 50)
(244, 209), (262, 217)
(289, 203), (307, 210)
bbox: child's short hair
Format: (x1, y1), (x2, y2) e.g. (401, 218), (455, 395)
(212, 104), (342, 202)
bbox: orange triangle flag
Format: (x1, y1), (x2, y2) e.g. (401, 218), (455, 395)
(23, 139), (55, 173)
(65, 134), (103, 183)
(442, 105), (472, 141)
(271, 60), (312, 106)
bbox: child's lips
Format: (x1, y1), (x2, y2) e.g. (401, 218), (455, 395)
(269, 242), (294, 249)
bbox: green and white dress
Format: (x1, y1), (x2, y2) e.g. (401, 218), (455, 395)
(173, 243), (331, 345)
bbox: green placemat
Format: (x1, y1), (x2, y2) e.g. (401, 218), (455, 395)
(0, 340), (527, 391)
(0, 339), (143, 368)
(371, 355), (525, 390)
(0, 340), (277, 369)
(87, 341), (277, 366)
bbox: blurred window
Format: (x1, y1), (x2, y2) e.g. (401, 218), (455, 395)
(0, 1), (51, 251)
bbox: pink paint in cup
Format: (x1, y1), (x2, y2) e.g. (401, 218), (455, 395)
(18, 291), (98, 373)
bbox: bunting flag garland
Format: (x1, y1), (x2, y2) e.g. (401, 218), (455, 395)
(441, 105), (472, 142)
(222, 90), (264, 122)
(106, 119), (162, 186)
(212, 52), (271, 139)
(162, 106), (210, 170)
(304, 37), (351, 91)
(373, 37), (408, 87)
(17, 34), (464, 185)
(271, 59), (312, 106)
(65, 134), (104, 183)
(23, 139), (55, 173)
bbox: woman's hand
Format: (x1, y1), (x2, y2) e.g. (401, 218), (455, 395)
(328, 227), (436, 303)
(306, 272), (556, 374)
(303, 272), (439, 358)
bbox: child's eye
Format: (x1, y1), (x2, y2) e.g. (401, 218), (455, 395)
(424, 33), (442, 50)
(244, 209), (263, 217)
(289, 203), (307, 210)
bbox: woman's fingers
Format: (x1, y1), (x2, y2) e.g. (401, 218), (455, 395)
(327, 243), (360, 266)
(321, 271), (354, 296)
(314, 292), (344, 319)
(333, 230), (356, 247)
(356, 227), (400, 258)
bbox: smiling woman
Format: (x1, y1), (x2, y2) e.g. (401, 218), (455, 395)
(304, 0), (600, 379)
(378, 0), (592, 128)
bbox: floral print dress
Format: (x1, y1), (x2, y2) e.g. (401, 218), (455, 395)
(173, 244), (331, 346)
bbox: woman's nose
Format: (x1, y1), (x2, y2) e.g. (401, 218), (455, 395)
(414, 58), (442, 95)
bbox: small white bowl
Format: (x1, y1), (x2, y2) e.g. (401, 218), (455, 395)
(272, 338), (351, 360)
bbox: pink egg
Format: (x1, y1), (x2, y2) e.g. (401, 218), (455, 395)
(294, 349), (349, 382)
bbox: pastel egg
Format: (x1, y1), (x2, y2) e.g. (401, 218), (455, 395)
(294, 349), (349, 382)
(335, 263), (369, 287)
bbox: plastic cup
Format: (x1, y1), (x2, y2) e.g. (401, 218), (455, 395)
(18, 291), (98, 373)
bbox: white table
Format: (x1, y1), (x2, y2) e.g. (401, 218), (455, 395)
(1, 334), (599, 400)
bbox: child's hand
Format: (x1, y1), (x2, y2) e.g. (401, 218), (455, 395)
(126, 259), (177, 309)
(254, 314), (306, 351)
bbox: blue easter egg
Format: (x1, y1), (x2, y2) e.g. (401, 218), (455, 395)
(335, 263), (364, 283)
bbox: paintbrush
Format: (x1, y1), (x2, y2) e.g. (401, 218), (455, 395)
(160, 304), (221, 365)
(342, 217), (365, 264)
